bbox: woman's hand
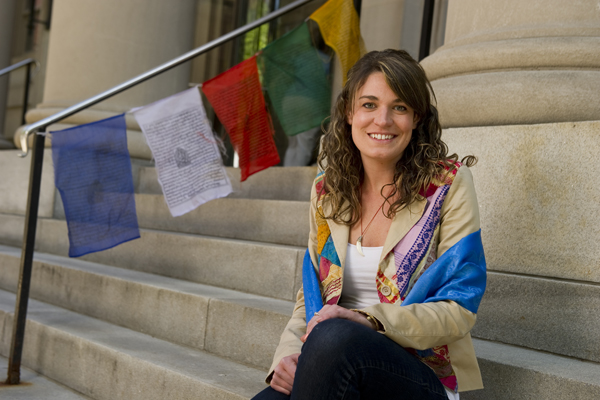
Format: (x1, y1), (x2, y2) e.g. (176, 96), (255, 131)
(270, 353), (300, 395)
(301, 304), (375, 342)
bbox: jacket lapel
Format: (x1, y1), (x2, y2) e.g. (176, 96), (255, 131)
(381, 198), (427, 263)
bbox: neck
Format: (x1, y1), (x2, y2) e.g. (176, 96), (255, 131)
(361, 158), (397, 195)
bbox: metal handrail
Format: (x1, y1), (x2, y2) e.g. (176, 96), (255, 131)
(6, 0), (314, 385)
(18, 0), (314, 157)
(0, 58), (37, 77)
(0, 58), (39, 126)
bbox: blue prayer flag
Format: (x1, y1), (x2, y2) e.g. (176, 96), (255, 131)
(51, 114), (140, 257)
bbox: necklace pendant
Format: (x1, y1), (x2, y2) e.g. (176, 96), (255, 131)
(356, 235), (365, 257)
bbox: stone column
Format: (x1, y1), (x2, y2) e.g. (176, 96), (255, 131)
(0, 0), (17, 148)
(419, 3), (600, 391)
(20, 0), (197, 158)
(421, 0), (600, 128)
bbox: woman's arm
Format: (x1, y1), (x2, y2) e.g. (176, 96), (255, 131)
(266, 178), (322, 382)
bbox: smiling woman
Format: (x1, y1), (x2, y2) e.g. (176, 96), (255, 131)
(253, 49), (486, 400)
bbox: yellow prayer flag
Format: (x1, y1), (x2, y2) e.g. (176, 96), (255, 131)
(310, 0), (365, 83)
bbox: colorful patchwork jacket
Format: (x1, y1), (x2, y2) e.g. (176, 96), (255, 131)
(268, 164), (486, 393)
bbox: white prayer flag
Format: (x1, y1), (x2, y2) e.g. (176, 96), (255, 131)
(132, 87), (232, 217)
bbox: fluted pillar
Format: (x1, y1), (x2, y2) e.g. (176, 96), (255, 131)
(19, 0), (197, 158)
(422, 0), (600, 288)
(421, 0), (600, 128)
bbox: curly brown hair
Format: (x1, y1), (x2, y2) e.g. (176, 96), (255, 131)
(317, 49), (475, 225)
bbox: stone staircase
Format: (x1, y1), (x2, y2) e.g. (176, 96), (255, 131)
(0, 150), (599, 399)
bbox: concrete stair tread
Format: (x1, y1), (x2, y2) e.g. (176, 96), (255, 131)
(53, 194), (311, 247)
(472, 339), (600, 385)
(0, 244), (295, 370)
(0, 244), (295, 315)
(473, 271), (600, 363)
(0, 355), (93, 399)
(136, 165), (317, 201)
(465, 339), (600, 399)
(0, 289), (267, 399)
(0, 213), (305, 301)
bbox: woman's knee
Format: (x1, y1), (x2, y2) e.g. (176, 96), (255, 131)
(302, 318), (372, 360)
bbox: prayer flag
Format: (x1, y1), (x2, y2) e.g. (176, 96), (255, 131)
(132, 87), (232, 217)
(51, 114), (140, 257)
(258, 22), (331, 137)
(202, 55), (280, 182)
(310, 0), (364, 83)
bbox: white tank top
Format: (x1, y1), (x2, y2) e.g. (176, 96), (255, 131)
(339, 243), (460, 400)
(338, 243), (383, 309)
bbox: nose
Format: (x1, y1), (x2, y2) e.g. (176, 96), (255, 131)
(374, 107), (393, 127)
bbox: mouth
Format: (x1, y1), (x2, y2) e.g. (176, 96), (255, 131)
(368, 133), (395, 140)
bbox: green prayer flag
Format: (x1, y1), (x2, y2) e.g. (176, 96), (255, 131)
(258, 22), (331, 137)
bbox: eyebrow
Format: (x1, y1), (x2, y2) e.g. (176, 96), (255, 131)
(358, 95), (404, 103)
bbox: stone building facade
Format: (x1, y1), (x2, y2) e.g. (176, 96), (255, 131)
(0, 1), (599, 398)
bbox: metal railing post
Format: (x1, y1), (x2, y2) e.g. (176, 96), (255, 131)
(6, 129), (46, 385)
(22, 62), (32, 125)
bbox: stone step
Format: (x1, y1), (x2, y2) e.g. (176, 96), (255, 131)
(0, 290), (268, 400)
(473, 271), (600, 363)
(462, 339), (600, 399)
(53, 194), (310, 247)
(136, 165), (317, 201)
(2, 287), (599, 400)
(0, 213), (304, 301)
(3, 211), (600, 364)
(0, 244), (293, 370)
(0, 355), (92, 399)
(0, 149), (55, 218)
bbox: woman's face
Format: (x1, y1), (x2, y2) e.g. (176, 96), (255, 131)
(348, 72), (418, 168)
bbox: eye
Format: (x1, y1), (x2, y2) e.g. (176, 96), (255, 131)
(394, 105), (407, 112)
(362, 102), (376, 109)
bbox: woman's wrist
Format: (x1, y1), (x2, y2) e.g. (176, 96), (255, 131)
(350, 309), (384, 331)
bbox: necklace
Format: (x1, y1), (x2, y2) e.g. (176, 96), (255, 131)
(356, 200), (385, 257)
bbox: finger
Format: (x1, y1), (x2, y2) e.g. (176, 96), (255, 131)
(270, 380), (291, 396)
(272, 370), (293, 393)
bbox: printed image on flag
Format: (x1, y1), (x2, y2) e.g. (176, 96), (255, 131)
(258, 22), (331, 137)
(202, 55), (280, 182)
(310, 0), (365, 83)
(132, 87), (232, 217)
(51, 114), (140, 257)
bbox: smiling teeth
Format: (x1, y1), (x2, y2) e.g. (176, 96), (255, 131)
(369, 134), (394, 140)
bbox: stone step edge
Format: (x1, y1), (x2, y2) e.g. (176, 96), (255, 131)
(0, 211), (306, 251)
(0, 289), (267, 400)
(53, 195), (311, 247)
(136, 164), (317, 200)
(465, 339), (600, 398)
(0, 243), (295, 317)
(0, 354), (93, 399)
(0, 213), (306, 302)
(0, 244), (294, 370)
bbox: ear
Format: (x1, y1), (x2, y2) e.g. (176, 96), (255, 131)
(412, 113), (420, 129)
(347, 109), (353, 125)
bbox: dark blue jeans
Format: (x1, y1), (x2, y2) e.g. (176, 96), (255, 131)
(253, 318), (448, 400)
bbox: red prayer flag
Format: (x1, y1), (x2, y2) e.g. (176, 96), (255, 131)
(202, 55), (280, 181)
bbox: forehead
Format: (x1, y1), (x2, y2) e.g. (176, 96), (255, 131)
(354, 72), (399, 100)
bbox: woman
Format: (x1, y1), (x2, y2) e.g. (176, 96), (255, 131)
(254, 49), (486, 400)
